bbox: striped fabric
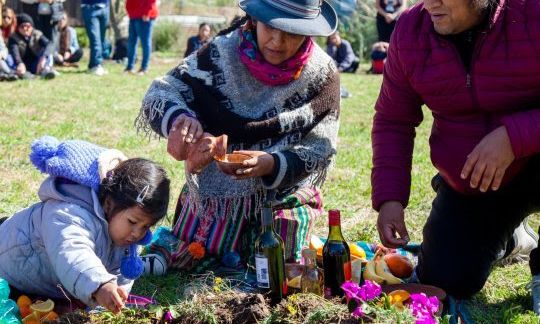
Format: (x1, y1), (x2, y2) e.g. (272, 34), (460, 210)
(166, 186), (323, 268)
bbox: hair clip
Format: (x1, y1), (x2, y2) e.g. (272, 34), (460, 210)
(136, 185), (150, 205)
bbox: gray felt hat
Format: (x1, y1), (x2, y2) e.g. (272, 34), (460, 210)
(239, 0), (338, 37)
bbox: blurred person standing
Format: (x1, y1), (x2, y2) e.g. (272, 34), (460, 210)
(19, 0), (65, 44)
(124, 0), (158, 75)
(375, 0), (407, 42)
(184, 22), (211, 57)
(81, 0), (109, 76)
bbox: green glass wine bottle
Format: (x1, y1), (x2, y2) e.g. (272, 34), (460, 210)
(254, 201), (287, 304)
(322, 209), (351, 298)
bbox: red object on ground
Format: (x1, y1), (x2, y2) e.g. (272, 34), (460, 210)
(372, 59), (385, 74)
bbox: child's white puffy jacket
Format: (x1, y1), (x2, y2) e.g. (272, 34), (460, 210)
(0, 176), (133, 305)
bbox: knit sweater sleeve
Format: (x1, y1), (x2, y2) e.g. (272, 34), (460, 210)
(371, 20), (424, 211)
(136, 60), (198, 138)
(7, 37), (22, 66)
(262, 69), (340, 190)
(41, 204), (116, 306)
(501, 109), (540, 158)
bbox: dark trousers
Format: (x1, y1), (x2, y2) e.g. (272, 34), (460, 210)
(376, 14), (396, 43)
(417, 157), (540, 299)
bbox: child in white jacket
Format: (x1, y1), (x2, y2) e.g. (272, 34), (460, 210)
(0, 136), (170, 313)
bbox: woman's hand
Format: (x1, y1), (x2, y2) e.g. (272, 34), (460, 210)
(460, 126), (515, 192)
(167, 114), (203, 161)
(377, 201), (409, 248)
(93, 282), (127, 314)
(231, 151), (275, 179)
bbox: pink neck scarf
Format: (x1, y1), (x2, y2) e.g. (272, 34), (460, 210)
(237, 22), (314, 86)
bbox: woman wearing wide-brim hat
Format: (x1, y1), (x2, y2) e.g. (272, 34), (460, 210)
(137, 0), (341, 272)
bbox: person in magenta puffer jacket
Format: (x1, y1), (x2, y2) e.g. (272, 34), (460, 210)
(371, 0), (540, 307)
(125, 0), (158, 75)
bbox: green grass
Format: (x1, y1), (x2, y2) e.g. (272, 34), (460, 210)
(0, 59), (538, 323)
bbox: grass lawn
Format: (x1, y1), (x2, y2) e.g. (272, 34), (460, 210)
(1, 57), (539, 323)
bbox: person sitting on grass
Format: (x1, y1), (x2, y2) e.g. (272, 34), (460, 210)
(1, 7), (16, 40)
(137, 0), (339, 274)
(7, 13), (57, 79)
(326, 31), (359, 73)
(371, 0), (540, 316)
(0, 136), (170, 314)
(53, 13), (83, 67)
(184, 22), (211, 57)
(0, 25), (16, 81)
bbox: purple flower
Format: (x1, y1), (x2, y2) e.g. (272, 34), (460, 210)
(163, 310), (174, 323)
(341, 280), (382, 303)
(341, 281), (361, 303)
(359, 280), (382, 301)
(351, 306), (364, 318)
(409, 293), (439, 324)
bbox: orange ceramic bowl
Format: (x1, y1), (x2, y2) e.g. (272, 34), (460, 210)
(214, 153), (252, 176)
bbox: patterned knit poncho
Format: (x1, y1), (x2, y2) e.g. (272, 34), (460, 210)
(136, 30), (340, 222)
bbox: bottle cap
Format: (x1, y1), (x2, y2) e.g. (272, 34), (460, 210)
(328, 209), (341, 226)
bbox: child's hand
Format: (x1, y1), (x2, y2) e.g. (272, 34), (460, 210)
(94, 282), (127, 314)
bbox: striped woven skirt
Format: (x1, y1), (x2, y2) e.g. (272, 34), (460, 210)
(165, 186), (323, 268)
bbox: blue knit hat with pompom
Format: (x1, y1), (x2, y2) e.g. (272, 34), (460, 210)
(30, 136), (106, 191)
(29, 135), (152, 280)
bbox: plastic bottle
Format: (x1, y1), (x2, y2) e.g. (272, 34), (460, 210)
(0, 278), (20, 324)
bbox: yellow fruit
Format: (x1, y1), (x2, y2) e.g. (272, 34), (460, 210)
(388, 290), (410, 303)
(30, 299), (55, 314)
(349, 244), (366, 260)
(288, 275), (302, 289)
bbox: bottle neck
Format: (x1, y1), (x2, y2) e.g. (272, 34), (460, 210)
(328, 225), (345, 241)
(327, 210), (345, 241)
(261, 205), (274, 233)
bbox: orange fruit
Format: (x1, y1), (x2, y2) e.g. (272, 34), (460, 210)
(42, 311), (59, 321)
(17, 295), (33, 318)
(22, 312), (40, 324)
(383, 254), (414, 278)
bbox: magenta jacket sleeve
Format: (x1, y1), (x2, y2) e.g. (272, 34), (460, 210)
(371, 27), (424, 211)
(501, 109), (540, 159)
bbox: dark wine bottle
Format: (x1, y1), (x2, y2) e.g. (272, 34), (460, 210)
(254, 201), (287, 304)
(322, 209), (351, 298)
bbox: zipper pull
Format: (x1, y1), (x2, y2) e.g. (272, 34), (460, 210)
(466, 74), (472, 88)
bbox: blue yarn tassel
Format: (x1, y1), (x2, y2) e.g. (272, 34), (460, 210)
(120, 230), (153, 280)
(29, 136), (60, 173)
